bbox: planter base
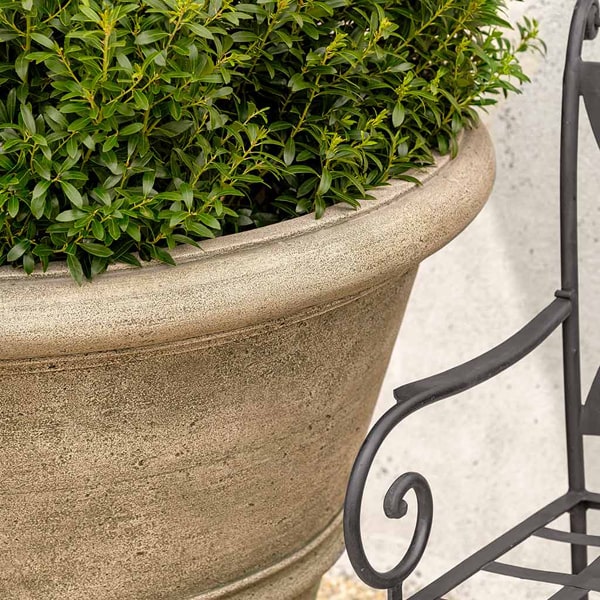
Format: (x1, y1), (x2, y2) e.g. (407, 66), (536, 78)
(294, 583), (321, 600)
(192, 512), (343, 600)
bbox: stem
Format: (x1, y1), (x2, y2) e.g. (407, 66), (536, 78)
(101, 11), (112, 85)
(24, 14), (31, 51)
(290, 76), (320, 137)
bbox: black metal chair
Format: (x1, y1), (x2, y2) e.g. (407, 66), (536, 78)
(343, 1), (600, 598)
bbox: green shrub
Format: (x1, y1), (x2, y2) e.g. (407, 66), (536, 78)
(0, 0), (541, 282)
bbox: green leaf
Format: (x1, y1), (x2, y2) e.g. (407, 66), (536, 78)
(172, 234), (200, 247)
(79, 5), (100, 21)
(135, 31), (169, 45)
(187, 22), (215, 40)
(77, 242), (114, 257)
(314, 195), (326, 219)
(187, 220), (216, 238)
(31, 181), (51, 218)
(67, 254), (85, 285)
(92, 187), (112, 206)
(20, 104), (36, 134)
(120, 123), (145, 136)
(179, 183), (194, 209)
(155, 121), (194, 137)
(15, 54), (28, 82)
(7, 196), (19, 218)
(7, 240), (29, 261)
(30, 32), (56, 49)
(196, 213), (221, 230)
(283, 137), (296, 166)
(317, 168), (332, 195)
(66, 137), (79, 159)
(117, 252), (142, 267)
(60, 180), (83, 208)
(437, 134), (449, 155)
(125, 222), (141, 242)
(0, 31), (18, 42)
(142, 172), (155, 196)
(102, 135), (118, 152)
(32, 159), (52, 180)
(91, 220), (105, 241)
(133, 90), (149, 111)
(22, 252), (35, 274)
(151, 246), (176, 265)
(392, 102), (405, 128)
(56, 209), (86, 222)
(288, 73), (312, 93)
(231, 31), (259, 43)
(90, 256), (108, 277)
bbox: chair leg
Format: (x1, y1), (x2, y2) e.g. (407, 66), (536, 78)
(570, 504), (588, 575)
(570, 502), (588, 600)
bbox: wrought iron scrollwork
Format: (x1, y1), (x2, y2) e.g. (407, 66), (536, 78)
(343, 401), (434, 593)
(344, 298), (572, 598)
(585, 0), (600, 39)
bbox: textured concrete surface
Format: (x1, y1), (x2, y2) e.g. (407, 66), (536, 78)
(333, 1), (600, 598)
(0, 128), (494, 598)
(0, 276), (410, 599)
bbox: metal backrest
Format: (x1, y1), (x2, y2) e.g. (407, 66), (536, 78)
(575, 1), (600, 435)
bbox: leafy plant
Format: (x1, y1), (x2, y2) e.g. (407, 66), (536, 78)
(0, 0), (542, 282)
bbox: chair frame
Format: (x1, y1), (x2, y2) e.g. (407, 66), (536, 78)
(343, 1), (600, 598)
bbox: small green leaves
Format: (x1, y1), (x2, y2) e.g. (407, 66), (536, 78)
(0, 0), (539, 282)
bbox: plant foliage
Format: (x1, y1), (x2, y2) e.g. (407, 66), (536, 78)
(0, 0), (542, 282)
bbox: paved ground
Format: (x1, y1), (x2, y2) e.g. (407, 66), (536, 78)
(317, 571), (385, 600)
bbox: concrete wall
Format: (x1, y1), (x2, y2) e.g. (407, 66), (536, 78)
(338, 1), (600, 597)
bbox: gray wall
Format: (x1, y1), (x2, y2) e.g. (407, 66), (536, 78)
(338, 1), (600, 597)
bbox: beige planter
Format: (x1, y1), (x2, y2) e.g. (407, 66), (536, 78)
(0, 126), (494, 600)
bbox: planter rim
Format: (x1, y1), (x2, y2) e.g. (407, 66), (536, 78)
(0, 125), (495, 360)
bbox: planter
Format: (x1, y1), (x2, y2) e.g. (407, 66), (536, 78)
(0, 125), (494, 600)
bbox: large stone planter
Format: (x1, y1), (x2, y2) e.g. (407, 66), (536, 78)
(0, 126), (494, 600)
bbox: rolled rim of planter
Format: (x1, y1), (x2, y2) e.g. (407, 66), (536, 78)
(0, 125), (495, 361)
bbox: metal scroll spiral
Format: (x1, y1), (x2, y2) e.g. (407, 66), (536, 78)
(585, 0), (600, 40)
(343, 402), (434, 591)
